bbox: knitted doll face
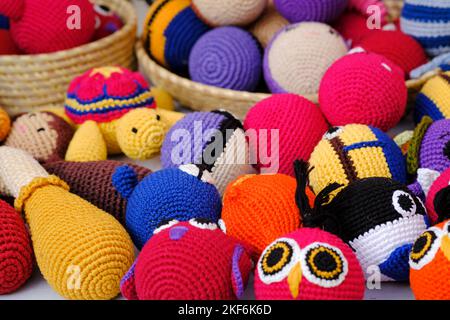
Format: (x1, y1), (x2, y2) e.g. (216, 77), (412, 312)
(419, 120), (450, 173)
(254, 228), (365, 300)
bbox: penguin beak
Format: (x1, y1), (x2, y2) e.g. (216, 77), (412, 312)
(440, 236), (450, 261)
(287, 262), (302, 299)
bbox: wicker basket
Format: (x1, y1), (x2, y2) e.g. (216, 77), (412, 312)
(0, 0), (137, 115)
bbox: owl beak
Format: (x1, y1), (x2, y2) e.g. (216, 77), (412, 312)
(440, 236), (450, 261)
(287, 262), (302, 299)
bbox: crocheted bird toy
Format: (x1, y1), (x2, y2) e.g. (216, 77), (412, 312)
(120, 221), (253, 300)
(64, 66), (183, 162)
(273, 0), (348, 23)
(415, 71), (450, 123)
(425, 168), (450, 225)
(254, 228), (365, 300)
(5, 112), (74, 164)
(0, 14), (20, 55)
(112, 163), (222, 249)
(92, 4), (123, 41)
(161, 110), (255, 195)
(249, 2), (289, 48)
(0, 147), (134, 300)
(0, 107), (11, 142)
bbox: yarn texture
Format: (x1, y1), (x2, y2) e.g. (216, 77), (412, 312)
(0, 14), (20, 55)
(426, 168), (450, 224)
(333, 11), (376, 47)
(274, 0), (348, 23)
(415, 72), (450, 122)
(0, 107), (10, 142)
(249, 3), (289, 48)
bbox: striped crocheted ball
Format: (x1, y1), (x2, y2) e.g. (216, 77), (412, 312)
(415, 72), (450, 123)
(401, 0), (450, 57)
(161, 110), (255, 195)
(274, 0), (348, 23)
(143, 0), (210, 75)
(264, 22), (348, 95)
(249, 2), (289, 48)
(319, 52), (407, 131)
(0, 14), (20, 55)
(309, 124), (407, 195)
(426, 168), (450, 224)
(192, 0), (266, 26)
(189, 27), (262, 91)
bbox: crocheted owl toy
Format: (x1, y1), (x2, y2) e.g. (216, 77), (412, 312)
(120, 221), (253, 300)
(254, 228), (365, 300)
(415, 71), (450, 123)
(273, 0), (348, 23)
(64, 66), (183, 162)
(112, 164), (222, 249)
(92, 4), (123, 41)
(0, 107), (11, 142)
(5, 112), (74, 164)
(161, 110), (255, 195)
(0, 14), (20, 55)
(0, 147), (134, 300)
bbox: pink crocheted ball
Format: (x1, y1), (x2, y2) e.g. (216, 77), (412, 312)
(319, 52), (407, 131)
(426, 168), (450, 225)
(244, 94), (329, 176)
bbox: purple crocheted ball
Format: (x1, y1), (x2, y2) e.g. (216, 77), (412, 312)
(420, 120), (450, 172)
(189, 26), (262, 91)
(274, 0), (348, 23)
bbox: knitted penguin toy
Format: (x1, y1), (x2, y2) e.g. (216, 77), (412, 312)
(0, 14), (20, 55)
(273, 0), (348, 23)
(415, 71), (450, 123)
(120, 221), (253, 300)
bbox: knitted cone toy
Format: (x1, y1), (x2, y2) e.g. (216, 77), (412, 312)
(244, 94), (329, 176)
(273, 0), (348, 23)
(254, 228), (365, 300)
(249, 2), (289, 48)
(120, 221), (253, 300)
(0, 0), (95, 54)
(0, 147), (134, 300)
(0, 107), (10, 142)
(161, 110), (255, 195)
(309, 124), (407, 195)
(0, 14), (20, 55)
(189, 27), (262, 91)
(426, 168), (450, 225)
(143, 0), (210, 76)
(192, 0), (266, 27)
(112, 164), (222, 249)
(319, 51), (407, 131)
(0, 199), (33, 295)
(415, 71), (450, 123)
(264, 22), (348, 95)
(43, 161), (151, 225)
(5, 112), (74, 164)
(92, 4), (123, 41)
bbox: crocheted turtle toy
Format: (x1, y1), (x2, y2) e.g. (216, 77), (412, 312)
(64, 66), (183, 162)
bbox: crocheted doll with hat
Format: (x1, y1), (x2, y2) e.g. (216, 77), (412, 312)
(273, 0), (348, 23)
(112, 163), (222, 249)
(5, 112), (74, 164)
(425, 168), (450, 225)
(0, 199), (33, 295)
(143, 0), (210, 75)
(319, 51), (408, 131)
(92, 4), (123, 41)
(294, 160), (429, 281)
(415, 71), (450, 123)
(254, 228), (365, 300)
(0, 0), (95, 54)
(309, 124), (407, 196)
(0, 147), (134, 300)
(120, 221), (253, 300)
(0, 107), (10, 142)
(161, 110), (255, 195)
(0, 14), (20, 55)
(264, 22), (348, 95)
(244, 94), (329, 176)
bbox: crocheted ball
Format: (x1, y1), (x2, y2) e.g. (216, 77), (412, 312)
(0, 14), (20, 55)
(309, 124), (407, 195)
(0, 199), (33, 295)
(244, 94), (329, 176)
(161, 110), (255, 195)
(143, 0), (210, 75)
(249, 3), (289, 48)
(426, 168), (450, 225)
(264, 22), (348, 95)
(332, 11), (373, 47)
(192, 0), (266, 27)
(92, 4), (123, 41)
(319, 52), (407, 131)
(415, 72), (450, 123)
(120, 221), (253, 300)
(1, 0), (95, 54)
(254, 228), (365, 300)
(189, 27), (262, 91)
(274, 0), (348, 23)
(112, 164), (222, 249)
(5, 112), (74, 163)
(358, 30), (428, 76)
(0, 107), (10, 141)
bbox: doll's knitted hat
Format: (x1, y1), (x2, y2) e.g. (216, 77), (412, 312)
(0, 14), (20, 55)
(143, 0), (210, 75)
(244, 94), (329, 176)
(415, 71), (450, 123)
(43, 161), (151, 224)
(189, 27), (262, 91)
(0, 199), (33, 295)
(319, 51), (407, 131)
(254, 228), (365, 300)
(120, 221), (253, 300)
(161, 110), (255, 195)
(249, 3), (289, 48)
(426, 168), (450, 224)
(92, 4), (123, 41)
(0, 107), (10, 142)
(274, 0), (348, 23)
(264, 22), (348, 95)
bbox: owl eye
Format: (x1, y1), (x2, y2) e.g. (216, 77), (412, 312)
(409, 228), (443, 270)
(179, 164), (215, 184)
(153, 219), (179, 235)
(258, 238), (301, 284)
(300, 243), (348, 288)
(189, 218), (217, 230)
(392, 190), (417, 217)
(324, 127), (343, 140)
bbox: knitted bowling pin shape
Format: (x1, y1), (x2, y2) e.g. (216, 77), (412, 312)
(112, 164), (222, 249)
(0, 107), (10, 142)
(426, 168), (450, 225)
(0, 14), (20, 55)
(43, 161), (152, 225)
(5, 112), (74, 164)
(120, 221), (253, 300)
(415, 71), (450, 123)
(0, 199), (33, 295)
(0, 147), (134, 300)
(249, 2), (289, 48)
(274, 0), (348, 23)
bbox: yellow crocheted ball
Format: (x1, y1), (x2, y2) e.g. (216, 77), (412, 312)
(0, 107), (10, 142)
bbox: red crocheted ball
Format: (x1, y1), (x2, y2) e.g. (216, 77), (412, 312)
(333, 11), (375, 47)
(319, 52), (407, 131)
(359, 30), (428, 77)
(426, 168), (450, 225)
(0, 15), (20, 55)
(244, 94), (328, 176)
